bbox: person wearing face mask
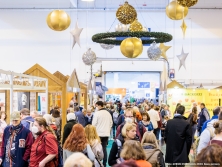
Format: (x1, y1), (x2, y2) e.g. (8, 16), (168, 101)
(115, 108), (147, 141)
(108, 123), (138, 166)
(29, 117), (58, 167)
(0, 111), (34, 167)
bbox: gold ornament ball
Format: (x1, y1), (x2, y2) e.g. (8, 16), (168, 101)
(166, 1), (188, 20)
(120, 37), (143, 58)
(116, 1), (137, 25)
(46, 10), (71, 31)
(177, 0), (198, 8)
(129, 19), (143, 32)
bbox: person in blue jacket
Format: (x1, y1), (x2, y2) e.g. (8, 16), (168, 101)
(20, 108), (34, 129)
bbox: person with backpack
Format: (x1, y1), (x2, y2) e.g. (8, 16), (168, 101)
(20, 108), (34, 130)
(108, 123), (138, 166)
(85, 125), (104, 167)
(141, 132), (165, 167)
(197, 111), (222, 155)
(63, 124), (95, 163)
(115, 108), (147, 141)
(29, 117), (58, 167)
(187, 106), (198, 143)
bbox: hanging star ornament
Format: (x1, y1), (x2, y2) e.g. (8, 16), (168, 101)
(181, 19), (187, 38)
(159, 43), (171, 60)
(70, 21), (83, 49)
(177, 47), (189, 70)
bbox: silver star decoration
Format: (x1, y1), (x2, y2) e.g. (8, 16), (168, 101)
(177, 47), (189, 70)
(70, 21), (83, 49)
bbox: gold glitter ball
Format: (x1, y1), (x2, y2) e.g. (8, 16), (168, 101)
(129, 19), (143, 32)
(116, 1), (137, 25)
(177, 0), (198, 8)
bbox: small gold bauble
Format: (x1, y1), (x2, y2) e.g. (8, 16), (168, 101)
(120, 37), (143, 58)
(129, 19), (143, 32)
(166, 1), (188, 20)
(116, 1), (137, 25)
(46, 10), (71, 31)
(177, 0), (198, 8)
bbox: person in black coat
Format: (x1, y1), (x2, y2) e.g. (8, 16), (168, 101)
(62, 113), (77, 145)
(164, 105), (192, 164)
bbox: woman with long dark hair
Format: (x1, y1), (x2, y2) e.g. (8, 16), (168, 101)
(63, 124), (95, 163)
(29, 117), (58, 167)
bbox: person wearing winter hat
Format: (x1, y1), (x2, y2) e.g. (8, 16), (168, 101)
(0, 111), (34, 167)
(62, 113), (77, 145)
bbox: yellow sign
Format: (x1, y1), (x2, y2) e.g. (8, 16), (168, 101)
(167, 89), (221, 117)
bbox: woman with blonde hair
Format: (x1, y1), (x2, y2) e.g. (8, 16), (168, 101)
(208, 120), (222, 146)
(141, 132), (165, 167)
(63, 124), (95, 163)
(29, 117), (58, 167)
(64, 152), (93, 167)
(85, 125), (104, 167)
(120, 140), (152, 167)
(108, 123), (138, 166)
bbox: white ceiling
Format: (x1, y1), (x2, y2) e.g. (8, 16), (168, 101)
(0, 0), (222, 9)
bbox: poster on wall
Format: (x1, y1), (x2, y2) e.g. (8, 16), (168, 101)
(38, 93), (47, 115)
(30, 92), (36, 112)
(0, 93), (5, 111)
(17, 92), (30, 110)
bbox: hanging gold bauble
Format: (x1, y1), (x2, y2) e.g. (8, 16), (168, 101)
(177, 0), (198, 8)
(46, 10), (71, 31)
(116, 1), (137, 25)
(166, 1), (188, 20)
(120, 37), (143, 58)
(129, 19), (143, 32)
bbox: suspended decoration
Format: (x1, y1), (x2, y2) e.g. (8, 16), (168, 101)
(120, 37), (143, 58)
(100, 43), (115, 50)
(82, 48), (97, 66)
(70, 21), (83, 48)
(181, 19), (187, 38)
(177, 47), (189, 70)
(177, 0), (198, 8)
(46, 10), (71, 31)
(116, 1), (137, 25)
(142, 27), (148, 32)
(129, 19), (143, 32)
(159, 43), (171, 60)
(166, 1), (188, 20)
(115, 24), (128, 32)
(147, 42), (162, 60)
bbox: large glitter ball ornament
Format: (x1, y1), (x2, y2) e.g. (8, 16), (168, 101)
(116, 1), (137, 25)
(46, 10), (71, 31)
(129, 19), (143, 32)
(177, 0), (198, 7)
(120, 37), (143, 58)
(166, 1), (188, 20)
(147, 42), (162, 60)
(82, 48), (96, 65)
(100, 44), (115, 50)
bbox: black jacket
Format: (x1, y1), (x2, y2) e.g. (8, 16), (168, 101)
(84, 115), (94, 126)
(108, 134), (139, 166)
(62, 120), (77, 145)
(164, 115), (192, 163)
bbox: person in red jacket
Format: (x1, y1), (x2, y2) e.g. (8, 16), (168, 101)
(116, 108), (146, 141)
(0, 111), (34, 167)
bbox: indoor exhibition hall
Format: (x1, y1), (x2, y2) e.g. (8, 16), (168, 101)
(0, 0), (222, 167)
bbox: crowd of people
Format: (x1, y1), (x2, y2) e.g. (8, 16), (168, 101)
(0, 98), (221, 167)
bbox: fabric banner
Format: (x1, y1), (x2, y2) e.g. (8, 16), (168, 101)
(167, 89), (221, 117)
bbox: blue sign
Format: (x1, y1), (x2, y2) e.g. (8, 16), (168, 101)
(116, 28), (151, 46)
(138, 82), (150, 88)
